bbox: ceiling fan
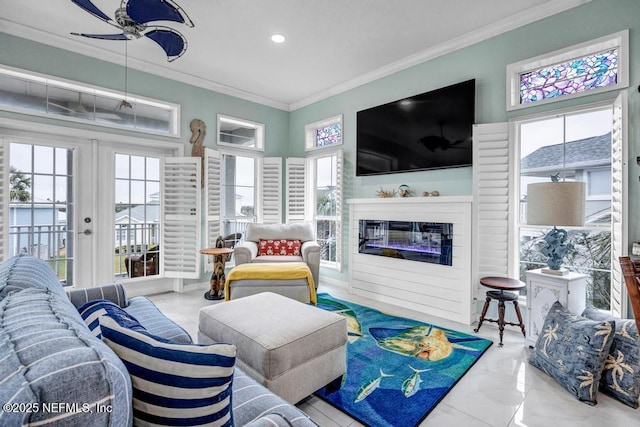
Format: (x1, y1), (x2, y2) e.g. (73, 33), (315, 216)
(69, 0), (194, 62)
(47, 93), (122, 120)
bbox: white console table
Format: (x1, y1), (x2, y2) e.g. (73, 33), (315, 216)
(525, 269), (588, 347)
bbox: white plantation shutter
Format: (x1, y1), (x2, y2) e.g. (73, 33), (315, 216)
(610, 92), (628, 318)
(204, 148), (221, 272)
(0, 139), (5, 262)
(472, 123), (513, 294)
(334, 149), (343, 271)
(286, 157), (306, 223)
(162, 157), (201, 279)
(204, 148), (221, 248)
(260, 157), (282, 223)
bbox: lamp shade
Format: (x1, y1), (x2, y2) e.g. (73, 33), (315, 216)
(527, 182), (586, 227)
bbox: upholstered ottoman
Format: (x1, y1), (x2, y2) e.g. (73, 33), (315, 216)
(224, 262), (316, 303)
(198, 292), (347, 404)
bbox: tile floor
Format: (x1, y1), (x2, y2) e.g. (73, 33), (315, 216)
(148, 283), (638, 427)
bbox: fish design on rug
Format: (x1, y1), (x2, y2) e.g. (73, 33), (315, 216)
(354, 369), (393, 403)
(402, 365), (430, 398)
(370, 325), (479, 361)
(317, 297), (364, 343)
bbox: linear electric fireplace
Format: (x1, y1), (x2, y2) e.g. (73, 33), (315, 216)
(358, 220), (453, 266)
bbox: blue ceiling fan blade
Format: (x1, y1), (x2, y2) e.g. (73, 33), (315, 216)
(126, 0), (194, 27)
(71, 32), (129, 40)
(144, 28), (187, 62)
(71, 0), (113, 23)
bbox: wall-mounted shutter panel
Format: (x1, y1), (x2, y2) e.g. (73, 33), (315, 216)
(610, 92), (628, 318)
(335, 150), (343, 272)
(286, 158), (306, 223)
(261, 157), (282, 224)
(0, 140), (5, 262)
(472, 123), (512, 291)
(162, 157), (201, 278)
(204, 148), (221, 271)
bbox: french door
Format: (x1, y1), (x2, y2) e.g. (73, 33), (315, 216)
(4, 135), (93, 286)
(2, 125), (183, 289)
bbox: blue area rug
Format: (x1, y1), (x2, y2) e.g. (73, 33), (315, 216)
(315, 293), (493, 427)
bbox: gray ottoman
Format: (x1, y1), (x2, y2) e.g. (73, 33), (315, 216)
(198, 292), (347, 404)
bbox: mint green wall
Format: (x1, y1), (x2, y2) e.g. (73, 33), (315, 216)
(2, 0), (640, 288)
(290, 0), (640, 282)
(0, 33), (290, 157)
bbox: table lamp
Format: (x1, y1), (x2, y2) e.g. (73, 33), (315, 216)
(526, 181), (586, 275)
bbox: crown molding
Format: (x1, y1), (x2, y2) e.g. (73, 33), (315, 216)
(288, 0), (592, 111)
(1, 0), (591, 113)
(0, 19), (290, 111)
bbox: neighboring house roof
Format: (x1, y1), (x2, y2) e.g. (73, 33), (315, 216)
(521, 132), (611, 177)
(114, 204), (160, 224)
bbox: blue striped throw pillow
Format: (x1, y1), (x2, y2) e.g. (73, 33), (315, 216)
(99, 316), (236, 426)
(78, 299), (145, 339)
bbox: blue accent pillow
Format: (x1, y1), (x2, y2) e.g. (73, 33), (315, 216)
(581, 305), (640, 408)
(99, 316), (236, 426)
(78, 299), (145, 339)
(529, 301), (615, 405)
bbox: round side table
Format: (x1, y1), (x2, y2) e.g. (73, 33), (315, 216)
(200, 247), (233, 300)
(474, 276), (526, 346)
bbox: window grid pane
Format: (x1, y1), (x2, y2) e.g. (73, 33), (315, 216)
(114, 154), (161, 280)
(9, 143), (74, 286)
(518, 109), (613, 310)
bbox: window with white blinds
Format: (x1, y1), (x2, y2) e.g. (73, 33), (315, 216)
(286, 150), (343, 271)
(204, 148), (221, 249)
(205, 149), (282, 270)
(472, 123), (513, 295)
(260, 157), (282, 224)
(161, 157), (201, 278)
(285, 158), (306, 223)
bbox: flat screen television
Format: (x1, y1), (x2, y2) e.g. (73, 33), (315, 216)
(356, 79), (475, 176)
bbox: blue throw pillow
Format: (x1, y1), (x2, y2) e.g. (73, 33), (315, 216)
(99, 316), (236, 427)
(78, 299), (145, 339)
(581, 305), (640, 408)
(529, 301), (615, 405)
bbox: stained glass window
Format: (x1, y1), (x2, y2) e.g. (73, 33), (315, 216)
(507, 30), (628, 111)
(519, 49), (618, 104)
(315, 123), (341, 148)
(305, 115), (342, 151)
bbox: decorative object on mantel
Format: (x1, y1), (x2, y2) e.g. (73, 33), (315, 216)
(527, 175), (585, 275)
(422, 190), (440, 197)
(376, 187), (396, 198)
(398, 184), (413, 197)
(190, 118), (206, 187)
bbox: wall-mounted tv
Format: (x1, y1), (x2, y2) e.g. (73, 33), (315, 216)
(356, 79), (475, 176)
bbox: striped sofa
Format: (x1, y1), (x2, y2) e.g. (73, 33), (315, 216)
(0, 255), (317, 426)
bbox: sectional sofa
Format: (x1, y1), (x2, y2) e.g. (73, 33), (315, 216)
(0, 255), (317, 426)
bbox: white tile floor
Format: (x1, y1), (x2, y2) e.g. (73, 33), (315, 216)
(148, 283), (638, 427)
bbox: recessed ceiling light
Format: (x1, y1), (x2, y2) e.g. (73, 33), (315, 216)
(271, 34), (286, 43)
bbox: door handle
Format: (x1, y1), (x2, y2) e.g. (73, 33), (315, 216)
(78, 229), (92, 236)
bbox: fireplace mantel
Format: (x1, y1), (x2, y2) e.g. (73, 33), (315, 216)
(347, 195), (473, 205)
(347, 196), (473, 324)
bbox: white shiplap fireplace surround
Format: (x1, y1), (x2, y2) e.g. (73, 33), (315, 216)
(347, 196), (473, 324)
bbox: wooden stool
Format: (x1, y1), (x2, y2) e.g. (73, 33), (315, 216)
(474, 276), (526, 346)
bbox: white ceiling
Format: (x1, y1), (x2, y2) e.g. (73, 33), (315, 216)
(1, 0), (590, 111)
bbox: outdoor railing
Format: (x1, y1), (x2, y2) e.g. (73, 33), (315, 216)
(9, 224), (69, 259)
